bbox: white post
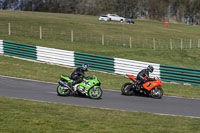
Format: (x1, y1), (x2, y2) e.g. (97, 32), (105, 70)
(8, 23), (11, 35)
(190, 39), (192, 49)
(102, 33), (104, 45)
(71, 30), (73, 43)
(40, 26), (42, 39)
(130, 37), (132, 48)
(170, 39), (173, 50)
(153, 38), (156, 49)
(181, 39), (183, 50)
(198, 39), (200, 48)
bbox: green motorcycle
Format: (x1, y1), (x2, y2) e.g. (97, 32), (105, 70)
(57, 75), (102, 99)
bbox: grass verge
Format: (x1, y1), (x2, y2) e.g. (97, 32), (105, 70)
(0, 96), (200, 133)
(0, 11), (200, 69)
(0, 55), (200, 99)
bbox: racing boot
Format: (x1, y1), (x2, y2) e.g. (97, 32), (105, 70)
(135, 80), (141, 91)
(68, 81), (75, 90)
(68, 83), (72, 88)
(67, 83), (72, 89)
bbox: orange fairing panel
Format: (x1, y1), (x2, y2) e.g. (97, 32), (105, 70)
(143, 80), (162, 91)
(126, 74), (136, 81)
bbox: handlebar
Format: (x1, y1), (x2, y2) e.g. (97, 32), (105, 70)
(84, 75), (93, 79)
(150, 78), (156, 81)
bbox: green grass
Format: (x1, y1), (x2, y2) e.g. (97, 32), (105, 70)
(0, 10), (200, 97)
(0, 10), (200, 69)
(1, 55), (200, 99)
(0, 11), (200, 132)
(1, 96), (200, 133)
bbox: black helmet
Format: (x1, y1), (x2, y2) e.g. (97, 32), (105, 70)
(147, 65), (154, 73)
(82, 64), (89, 72)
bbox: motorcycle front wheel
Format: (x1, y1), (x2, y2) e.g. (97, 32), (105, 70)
(57, 85), (70, 96)
(121, 82), (135, 95)
(88, 87), (102, 99)
(150, 87), (163, 99)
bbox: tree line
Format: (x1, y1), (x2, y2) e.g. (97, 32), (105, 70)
(2, 0), (200, 25)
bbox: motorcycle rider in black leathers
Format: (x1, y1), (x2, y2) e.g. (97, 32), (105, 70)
(68, 64), (89, 89)
(136, 65), (154, 89)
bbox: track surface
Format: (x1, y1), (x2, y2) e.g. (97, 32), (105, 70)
(0, 76), (200, 118)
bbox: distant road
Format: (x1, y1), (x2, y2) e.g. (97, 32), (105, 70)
(0, 75), (200, 118)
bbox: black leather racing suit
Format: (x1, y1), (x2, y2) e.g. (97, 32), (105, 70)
(71, 67), (86, 84)
(136, 69), (150, 85)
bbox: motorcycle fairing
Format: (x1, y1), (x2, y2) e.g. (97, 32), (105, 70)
(125, 74), (136, 81)
(142, 79), (162, 91)
(60, 75), (73, 83)
(79, 76), (100, 90)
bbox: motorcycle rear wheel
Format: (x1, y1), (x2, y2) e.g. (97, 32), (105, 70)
(88, 87), (102, 99)
(121, 82), (135, 95)
(150, 87), (163, 99)
(57, 85), (70, 96)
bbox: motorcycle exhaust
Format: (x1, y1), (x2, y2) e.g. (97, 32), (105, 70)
(59, 80), (70, 89)
(58, 80), (65, 86)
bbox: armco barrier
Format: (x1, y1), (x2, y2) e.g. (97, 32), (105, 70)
(37, 46), (75, 67)
(3, 40), (37, 60)
(75, 52), (115, 73)
(114, 58), (160, 78)
(0, 40), (3, 54)
(160, 65), (200, 86)
(1, 40), (200, 86)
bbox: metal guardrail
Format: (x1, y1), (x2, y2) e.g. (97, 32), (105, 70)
(114, 58), (160, 78)
(75, 52), (115, 73)
(160, 65), (200, 86)
(37, 46), (75, 67)
(1, 40), (200, 86)
(0, 40), (3, 54)
(3, 40), (37, 60)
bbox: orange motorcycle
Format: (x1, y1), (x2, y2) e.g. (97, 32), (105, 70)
(121, 74), (164, 99)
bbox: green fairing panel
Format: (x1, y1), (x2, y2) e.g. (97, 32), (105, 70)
(79, 76), (100, 90)
(60, 75), (73, 82)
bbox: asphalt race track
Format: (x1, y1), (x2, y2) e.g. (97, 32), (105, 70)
(0, 75), (200, 118)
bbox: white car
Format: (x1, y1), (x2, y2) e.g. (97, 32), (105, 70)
(98, 15), (111, 21)
(107, 14), (125, 22)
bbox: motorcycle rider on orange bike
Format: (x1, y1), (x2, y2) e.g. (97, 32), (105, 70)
(121, 65), (163, 98)
(136, 65), (154, 90)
